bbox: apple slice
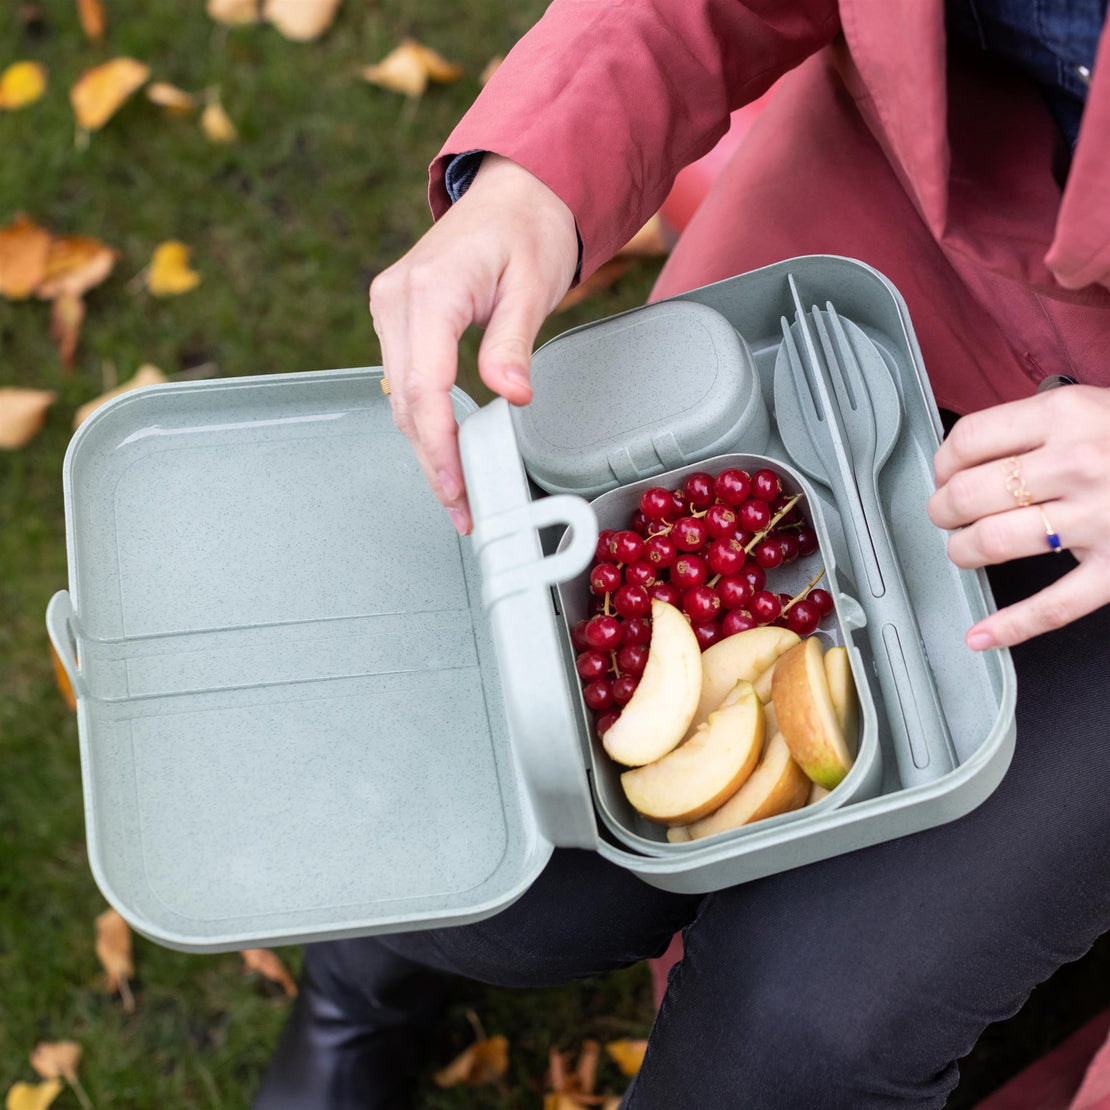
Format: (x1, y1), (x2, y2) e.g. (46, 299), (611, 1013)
(667, 826), (692, 843)
(690, 627), (800, 732)
(602, 599), (701, 767)
(620, 680), (765, 825)
(824, 645), (859, 756)
(685, 731), (810, 839)
(771, 638), (854, 789)
(807, 782), (830, 804)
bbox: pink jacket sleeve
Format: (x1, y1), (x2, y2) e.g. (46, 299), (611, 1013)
(429, 0), (841, 279)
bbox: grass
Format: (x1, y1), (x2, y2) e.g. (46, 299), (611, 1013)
(3, 2), (1108, 1107)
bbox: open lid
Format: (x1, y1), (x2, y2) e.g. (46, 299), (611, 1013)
(47, 368), (589, 952)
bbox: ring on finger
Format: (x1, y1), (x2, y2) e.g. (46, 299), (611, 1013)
(1003, 455), (1033, 509)
(1038, 506), (1064, 553)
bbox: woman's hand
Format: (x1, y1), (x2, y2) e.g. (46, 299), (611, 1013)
(369, 154), (579, 535)
(927, 385), (1110, 649)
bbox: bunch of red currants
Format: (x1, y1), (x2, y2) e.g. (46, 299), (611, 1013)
(570, 466), (835, 736)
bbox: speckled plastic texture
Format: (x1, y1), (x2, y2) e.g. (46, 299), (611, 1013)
(514, 300), (769, 496)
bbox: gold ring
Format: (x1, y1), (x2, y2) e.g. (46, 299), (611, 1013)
(380, 375), (391, 396)
(1003, 455), (1033, 508)
(1037, 506), (1064, 553)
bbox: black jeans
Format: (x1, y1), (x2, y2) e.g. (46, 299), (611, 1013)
(309, 552), (1110, 1108)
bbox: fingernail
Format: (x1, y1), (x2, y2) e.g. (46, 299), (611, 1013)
(967, 629), (994, 651)
(448, 507), (469, 535)
(438, 469), (461, 502)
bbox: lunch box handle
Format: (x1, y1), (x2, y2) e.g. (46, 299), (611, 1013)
(47, 591), (86, 700)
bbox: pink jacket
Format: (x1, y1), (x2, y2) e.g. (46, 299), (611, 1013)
(429, 0), (1110, 415)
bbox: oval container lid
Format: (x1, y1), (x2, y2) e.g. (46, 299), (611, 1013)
(48, 369), (595, 953)
(513, 300), (767, 497)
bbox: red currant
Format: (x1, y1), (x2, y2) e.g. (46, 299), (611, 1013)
(752, 468), (781, 502)
(623, 561), (657, 588)
(704, 503), (739, 538)
(682, 472), (715, 510)
(714, 468), (752, 505)
(706, 537), (746, 576)
(770, 493), (798, 524)
(740, 564), (766, 594)
(809, 588), (834, 616)
(672, 516), (709, 551)
(570, 619), (591, 653)
(595, 710), (621, 738)
(754, 537), (784, 569)
(648, 582), (682, 609)
(612, 674), (640, 706)
(796, 526), (819, 557)
(717, 573), (754, 610)
(751, 590), (781, 624)
(616, 644), (648, 675)
(576, 650), (609, 681)
(669, 491), (690, 520)
(671, 553), (708, 590)
(738, 499), (771, 533)
(583, 678), (615, 711)
(610, 530), (644, 565)
(643, 534), (677, 569)
(613, 584), (650, 619)
(773, 593), (794, 628)
(629, 509), (650, 536)
(693, 620), (724, 649)
(595, 530), (618, 564)
(584, 615), (622, 650)
(733, 527), (755, 548)
(721, 609), (758, 636)
(590, 563), (622, 595)
(683, 585), (722, 623)
(640, 487), (674, 521)
(621, 616), (653, 645)
(778, 532), (800, 563)
(786, 599), (821, 636)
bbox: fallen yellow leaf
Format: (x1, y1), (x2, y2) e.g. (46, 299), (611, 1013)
(207, 0), (261, 25)
(0, 61), (48, 110)
(0, 214), (51, 300)
(29, 1042), (81, 1084)
(240, 949), (298, 998)
(4, 1080), (63, 1110)
(95, 907), (135, 1011)
(263, 0), (342, 41)
(433, 1035), (509, 1088)
(147, 241), (200, 296)
(479, 55), (503, 86)
(50, 641), (77, 711)
(74, 364), (165, 429)
(619, 214), (670, 258)
(76, 0), (105, 42)
(51, 292), (85, 368)
(37, 235), (117, 300)
(604, 1039), (647, 1078)
(70, 57), (150, 131)
(0, 389), (55, 449)
(200, 98), (237, 143)
(542, 1096), (603, 1110)
(362, 38), (463, 99)
(555, 258), (631, 313)
(146, 82), (197, 114)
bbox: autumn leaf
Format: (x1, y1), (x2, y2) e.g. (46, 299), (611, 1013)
(74, 364), (165, 429)
(362, 39), (463, 98)
(263, 0), (342, 41)
(76, 0), (105, 42)
(207, 0), (261, 25)
(619, 214), (670, 258)
(0, 214), (51, 300)
(0, 61), (48, 110)
(146, 82), (196, 115)
(240, 949), (298, 998)
(94, 907), (135, 1011)
(4, 1080), (63, 1110)
(433, 1035), (509, 1088)
(479, 55), (503, 85)
(147, 241), (200, 296)
(29, 1043), (92, 1110)
(51, 293), (85, 368)
(70, 57), (150, 131)
(605, 1039), (647, 1077)
(200, 95), (237, 143)
(50, 641), (77, 711)
(0, 389), (55, 449)
(37, 235), (117, 300)
(555, 259), (631, 313)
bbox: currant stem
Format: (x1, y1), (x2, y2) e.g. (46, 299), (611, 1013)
(707, 573), (721, 588)
(610, 650), (622, 678)
(604, 593), (611, 617)
(743, 493), (804, 556)
(780, 566), (827, 616)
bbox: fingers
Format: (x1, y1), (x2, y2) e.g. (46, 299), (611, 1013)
(944, 501), (1077, 569)
(932, 395), (1050, 486)
(965, 557), (1109, 650)
(477, 271), (556, 404)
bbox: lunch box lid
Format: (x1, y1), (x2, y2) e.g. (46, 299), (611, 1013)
(47, 370), (599, 952)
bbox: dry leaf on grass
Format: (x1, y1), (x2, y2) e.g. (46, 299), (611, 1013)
(200, 96), (237, 143)
(51, 293), (85, 368)
(0, 389), (55, 449)
(76, 0), (105, 42)
(605, 1039), (647, 1077)
(37, 235), (117, 300)
(0, 215), (51, 300)
(147, 241), (200, 296)
(146, 82), (196, 114)
(70, 57), (150, 131)
(555, 258), (631, 313)
(433, 1035), (509, 1088)
(4, 1079), (63, 1110)
(263, 0), (342, 41)
(207, 0), (260, 24)
(240, 949), (298, 997)
(0, 61), (48, 110)
(95, 907), (135, 1011)
(362, 39), (463, 98)
(619, 214), (670, 258)
(50, 642), (77, 711)
(479, 55), (503, 85)
(29, 1043), (92, 1110)
(74, 364), (165, 429)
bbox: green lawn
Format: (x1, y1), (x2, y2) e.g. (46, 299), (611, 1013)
(0, 2), (661, 1106)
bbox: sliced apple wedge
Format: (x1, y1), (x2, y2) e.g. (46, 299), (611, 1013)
(807, 782), (830, 804)
(620, 680), (765, 825)
(824, 645), (859, 757)
(685, 731), (810, 839)
(772, 638), (854, 790)
(602, 599), (701, 767)
(667, 826), (692, 843)
(690, 627), (800, 732)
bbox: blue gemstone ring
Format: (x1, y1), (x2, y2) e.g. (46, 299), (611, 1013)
(1038, 507), (1064, 553)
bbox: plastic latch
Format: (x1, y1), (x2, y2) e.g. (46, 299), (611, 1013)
(46, 590), (85, 698)
(472, 495), (598, 608)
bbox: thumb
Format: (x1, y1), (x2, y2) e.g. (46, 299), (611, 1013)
(477, 282), (551, 405)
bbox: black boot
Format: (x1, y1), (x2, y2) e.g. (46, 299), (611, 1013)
(252, 936), (451, 1110)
